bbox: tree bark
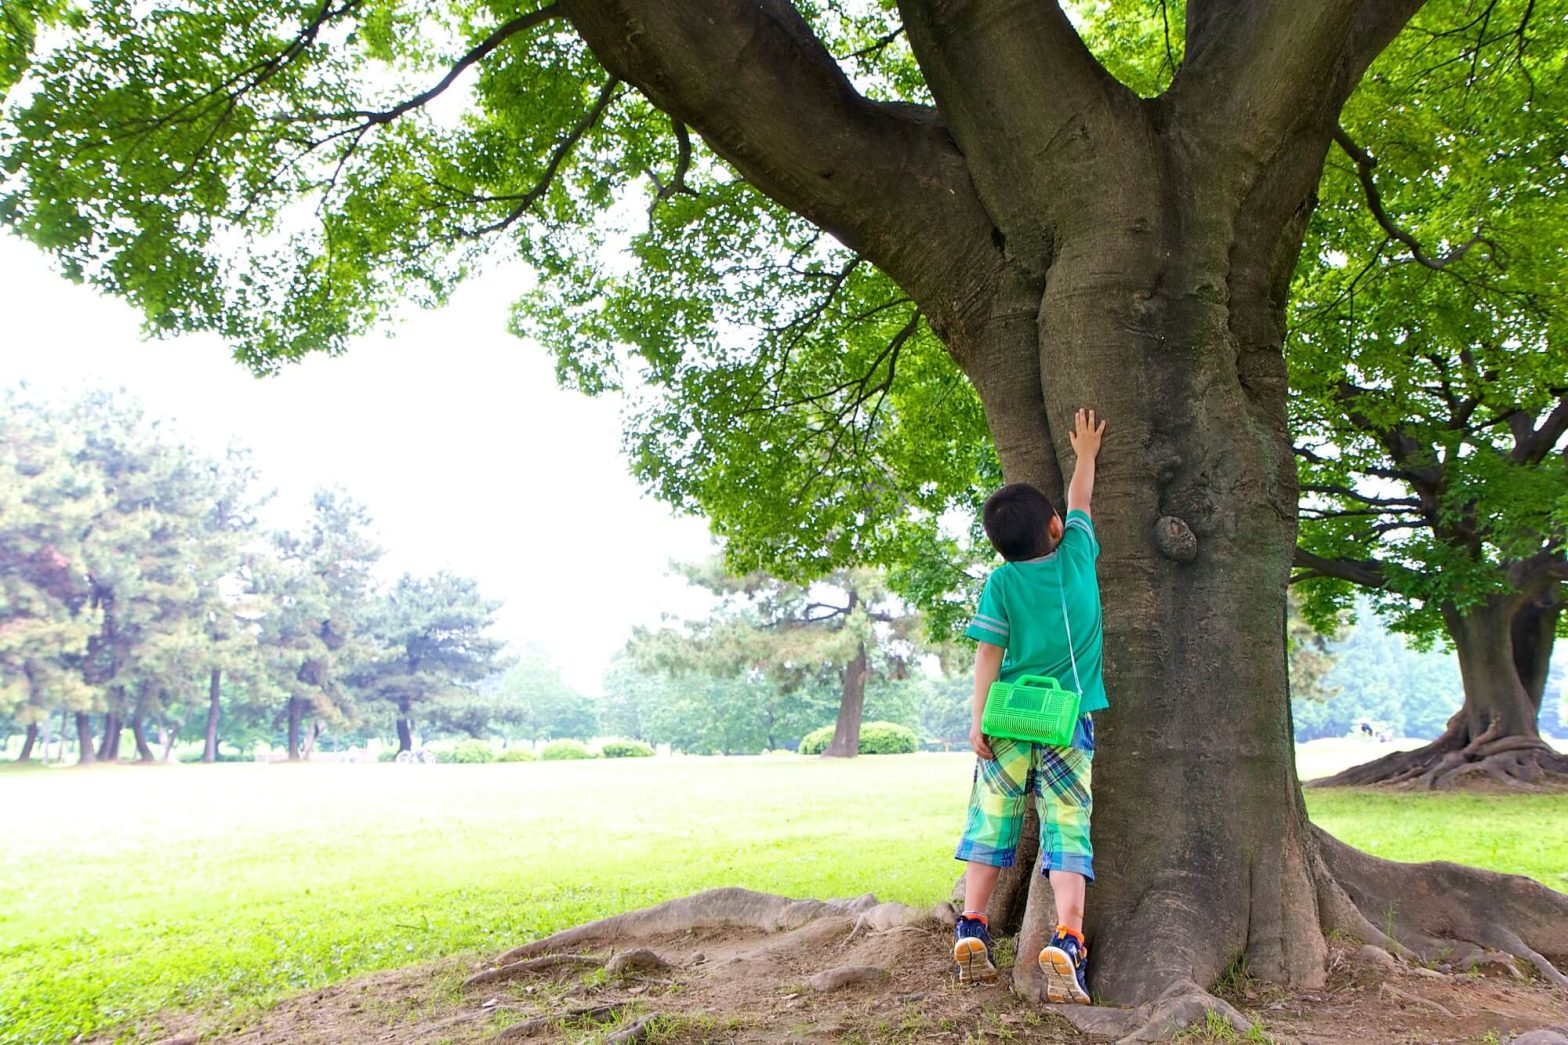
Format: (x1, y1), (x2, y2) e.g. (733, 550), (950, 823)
(130, 689), (155, 763)
(17, 723), (38, 763)
(1312, 595), (1567, 789)
(75, 712), (95, 765)
(130, 714), (153, 762)
(302, 720), (322, 760)
(203, 668), (222, 763)
(286, 696), (305, 761)
(822, 641), (868, 758)
(97, 711), (121, 761)
(396, 697), (414, 753)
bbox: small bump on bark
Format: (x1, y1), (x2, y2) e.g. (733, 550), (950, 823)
(1154, 516), (1198, 562)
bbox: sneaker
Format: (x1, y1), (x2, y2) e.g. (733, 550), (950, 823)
(952, 915), (997, 984)
(1039, 928), (1091, 1004)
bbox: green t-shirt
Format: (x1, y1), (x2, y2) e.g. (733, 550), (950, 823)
(964, 509), (1108, 714)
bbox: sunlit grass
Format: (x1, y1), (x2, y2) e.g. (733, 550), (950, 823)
(1, 751), (1564, 1044)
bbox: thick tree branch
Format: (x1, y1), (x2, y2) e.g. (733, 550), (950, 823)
(897, 0), (1135, 272)
(1292, 547), (1388, 589)
(1510, 555), (1568, 602)
(1509, 395), (1568, 465)
(561, 0), (1003, 348)
(1344, 0), (1438, 86)
(1177, 0), (1428, 171)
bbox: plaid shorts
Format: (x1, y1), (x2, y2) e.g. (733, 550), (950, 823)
(954, 735), (1094, 881)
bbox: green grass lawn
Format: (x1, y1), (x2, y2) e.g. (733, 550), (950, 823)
(2, 752), (1565, 1045)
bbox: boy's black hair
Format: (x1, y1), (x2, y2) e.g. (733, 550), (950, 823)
(982, 483), (1059, 561)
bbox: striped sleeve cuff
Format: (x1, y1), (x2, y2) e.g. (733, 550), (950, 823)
(966, 613), (1009, 643)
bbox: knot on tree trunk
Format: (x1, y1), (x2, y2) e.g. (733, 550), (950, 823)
(1154, 516), (1198, 563)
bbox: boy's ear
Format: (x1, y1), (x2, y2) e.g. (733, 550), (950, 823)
(1049, 515), (1065, 542)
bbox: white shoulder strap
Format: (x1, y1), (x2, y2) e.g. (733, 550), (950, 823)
(1059, 575), (1082, 696)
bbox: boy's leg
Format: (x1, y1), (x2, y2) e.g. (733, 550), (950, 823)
(1049, 869), (1086, 933)
(952, 738), (1032, 983)
(964, 862), (1002, 915)
(1033, 745), (1094, 1004)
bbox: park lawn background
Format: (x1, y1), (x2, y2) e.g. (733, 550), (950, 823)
(2, 749), (1566, 1045)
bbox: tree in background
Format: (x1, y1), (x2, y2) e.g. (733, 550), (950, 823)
(355, 571), (506, 753)
(9, 0), (1568, 1011)
(252, 491), (382, 760)
(0, 392), (98, 761)
(68, 391), (246, 762)
(636, 562), (919, 757)
(494, 646), (597, 743)
(193, 448), (269, 762)
(1287, 24), (1567, 787)
(1290, 599), (1464, 743)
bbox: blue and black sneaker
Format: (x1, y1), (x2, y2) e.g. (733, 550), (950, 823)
(952, 915), (997, 984)
(1039, 927), (1091, 1004)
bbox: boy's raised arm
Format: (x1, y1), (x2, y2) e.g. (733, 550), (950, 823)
(1066, 408), (1105, 518)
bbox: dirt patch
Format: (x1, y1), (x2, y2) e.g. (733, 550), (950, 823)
(109, 892), (1568, 1044)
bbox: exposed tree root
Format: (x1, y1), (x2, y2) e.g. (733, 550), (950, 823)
(462, 953), (602, 989)
(491, 1002), (626, 1041)
(1312, 825), (1568, 986)
(1308, 725), (1568, 791)
(484, 886), (951, 970)
(462, 863), (1565, 1044)
(1042, 980), (1252, 1042)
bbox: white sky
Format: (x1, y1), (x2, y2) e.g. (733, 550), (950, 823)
(0, 235), (717, 695)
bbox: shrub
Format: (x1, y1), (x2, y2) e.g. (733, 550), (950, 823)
(497, 748), (536, 763)
(377, 750), (400, 763)
(859, 721), (919, 754)
(799, 721), (918, 756)
(798, 726), (833, 755)
(438, 740), (496, 764)
(599, 738), (655, 759)
(540, 739), (595, 761)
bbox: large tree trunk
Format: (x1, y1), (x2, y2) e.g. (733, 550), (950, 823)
(130, 689), (155, 763)
(17, 723), (38, 763)
(97, 711), (121, 761)
(286, 696), (305, 761)
(822, 641), (868, 758)
(1313, 595), (1566, 789)
(960, 183), (1332, 1011)
(396, 698), (414, 753)
(202, 668), (222, 763)
(75, 712), (96, 765)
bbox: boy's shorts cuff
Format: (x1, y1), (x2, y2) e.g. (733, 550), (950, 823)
(1039, 852), (1095, 883)
(954, 841), (1016, 868)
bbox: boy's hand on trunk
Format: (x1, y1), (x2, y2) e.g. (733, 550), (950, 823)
(1069, 407), (1105, 459)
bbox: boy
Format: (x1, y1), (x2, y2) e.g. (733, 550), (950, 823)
(951, 407), (1107, 1006)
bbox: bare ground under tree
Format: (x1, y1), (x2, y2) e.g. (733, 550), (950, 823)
(111, 885), (1568, 1045)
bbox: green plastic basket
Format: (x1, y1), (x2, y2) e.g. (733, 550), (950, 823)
(981, 674), (1081, 747)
